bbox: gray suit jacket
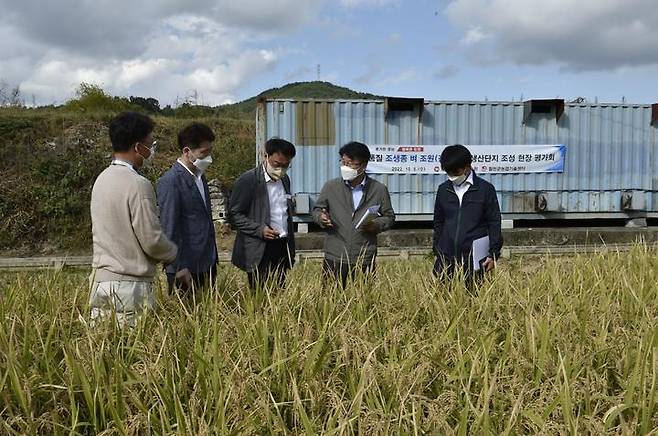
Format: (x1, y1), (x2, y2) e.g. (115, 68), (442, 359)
(229, 165), (296, 272)
(311, 176), (395, 264)
(156, 162), (218, 274)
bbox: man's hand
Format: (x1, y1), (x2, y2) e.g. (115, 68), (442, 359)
(263, 225), (280, 240)
(319, 208), (333, 228)
(175, 268), (192, 288)
(482, 257), (495, 272)
(361, 220), (379, 234)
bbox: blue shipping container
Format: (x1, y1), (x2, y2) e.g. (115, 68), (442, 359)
(255, 98), (658, 221)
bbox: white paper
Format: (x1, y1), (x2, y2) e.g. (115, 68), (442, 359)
(355, 205), (381, 229)
(472, 236), (490, 271)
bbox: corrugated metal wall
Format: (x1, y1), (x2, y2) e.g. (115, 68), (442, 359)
(262, 99), (658, 219)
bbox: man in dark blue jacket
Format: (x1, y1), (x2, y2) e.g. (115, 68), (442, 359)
(433, 144), (503, 284)
(157, 122), (218, 297)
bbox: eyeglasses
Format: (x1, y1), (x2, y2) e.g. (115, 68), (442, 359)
(138, 140), (157, 151)
(266, 155), (292, 169)
(340, 159), (363, 169)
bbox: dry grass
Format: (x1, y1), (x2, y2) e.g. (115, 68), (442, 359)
(1, 245), (658, 434)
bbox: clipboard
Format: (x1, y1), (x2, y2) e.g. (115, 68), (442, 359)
(472, 236), (490, 271)
(355, 205), (381, 229)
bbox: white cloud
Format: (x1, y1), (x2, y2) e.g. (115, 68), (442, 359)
(18, 47), (279, 105)
(0, 0), (323, 55)
(445, 0), (658, 71)
(184, 50), (278, 96)
(21, 61), (114, 101)
(0, 0), (323, 105)
(117, 59), (173, 89)
(460, 27), (488, 46)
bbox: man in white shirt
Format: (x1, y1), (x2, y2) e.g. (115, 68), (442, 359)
(264, 166), (288, 238)
(157, 122), (218, 299)
(432, 144), (503, 287)
(229, 138), (297, 290)
(453, 170), (474, 206)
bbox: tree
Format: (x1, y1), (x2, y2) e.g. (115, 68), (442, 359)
(0, 80), (25, 107)
(64, 83), (133, 112)
(129, 96), (161, 113)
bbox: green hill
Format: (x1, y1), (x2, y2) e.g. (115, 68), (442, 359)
(217, 81), (382, 119)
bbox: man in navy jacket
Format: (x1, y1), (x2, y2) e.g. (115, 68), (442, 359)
(157, 122), (218, 297)
(433, 144), (503, 284)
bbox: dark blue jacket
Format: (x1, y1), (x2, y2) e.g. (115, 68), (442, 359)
(156, 162), (218, 274)
(433, 171), (503, 265)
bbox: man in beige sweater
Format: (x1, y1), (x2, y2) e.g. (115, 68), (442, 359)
(89, 112), (178, 327)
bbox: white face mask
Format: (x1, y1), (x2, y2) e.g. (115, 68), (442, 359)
(340, 165), (359, 181)
(266, 161), (287, 181)
(448, 170), (469, 186)
(136, 143), (156, 167)
(192, 155), (213, 173)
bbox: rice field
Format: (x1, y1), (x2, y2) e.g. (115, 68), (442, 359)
(2, 245), (658, 434)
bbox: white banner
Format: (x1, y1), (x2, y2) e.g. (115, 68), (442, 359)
(366, 144), (566, 174)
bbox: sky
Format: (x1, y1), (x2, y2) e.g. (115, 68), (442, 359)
(1, 0), (657, 107)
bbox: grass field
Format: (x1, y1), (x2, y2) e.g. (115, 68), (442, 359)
(2, 246), (658, 434)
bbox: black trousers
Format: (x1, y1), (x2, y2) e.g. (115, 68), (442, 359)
(433, 256), (484, 290)
(322, 258), (375, 289)
(247, 239), (292, 290)
(167, 264), (217, 297)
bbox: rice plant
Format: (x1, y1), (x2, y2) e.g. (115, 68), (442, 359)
(1, 245), (658, 434)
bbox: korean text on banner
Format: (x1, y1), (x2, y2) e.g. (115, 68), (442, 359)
(366, 144), (566, 174)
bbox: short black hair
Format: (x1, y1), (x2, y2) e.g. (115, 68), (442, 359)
(265, 138), (296, 158)
(178, 122), (216, 151)
(109, 112), (155, 152)
(339, 141), (371, 163)
(440, 144), (472, 174)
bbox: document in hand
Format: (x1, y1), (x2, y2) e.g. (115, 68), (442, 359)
(472, 236), (490, 271)
(355, 205), (381, 229)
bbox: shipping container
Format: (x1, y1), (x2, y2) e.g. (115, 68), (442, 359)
(255, 98), (658, 222)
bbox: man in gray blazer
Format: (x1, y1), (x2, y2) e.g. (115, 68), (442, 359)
(229, 138), (296, 290)
(157, 122), (218, 297)
(312, 141), (395, 288)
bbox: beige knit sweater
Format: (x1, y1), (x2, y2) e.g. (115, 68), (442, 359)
(90, 163), (178, 282)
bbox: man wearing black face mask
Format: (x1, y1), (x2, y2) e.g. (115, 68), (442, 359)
(157, 122), (218, 299)
(229, 138), (297, 290)
(433, 144), (503, 286)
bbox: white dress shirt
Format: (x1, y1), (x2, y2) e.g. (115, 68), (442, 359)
(453, 171), (474, 206)
(177, 159), (207, 206)
(263, 165), (289, 238)
(176, 159), (216, 263)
